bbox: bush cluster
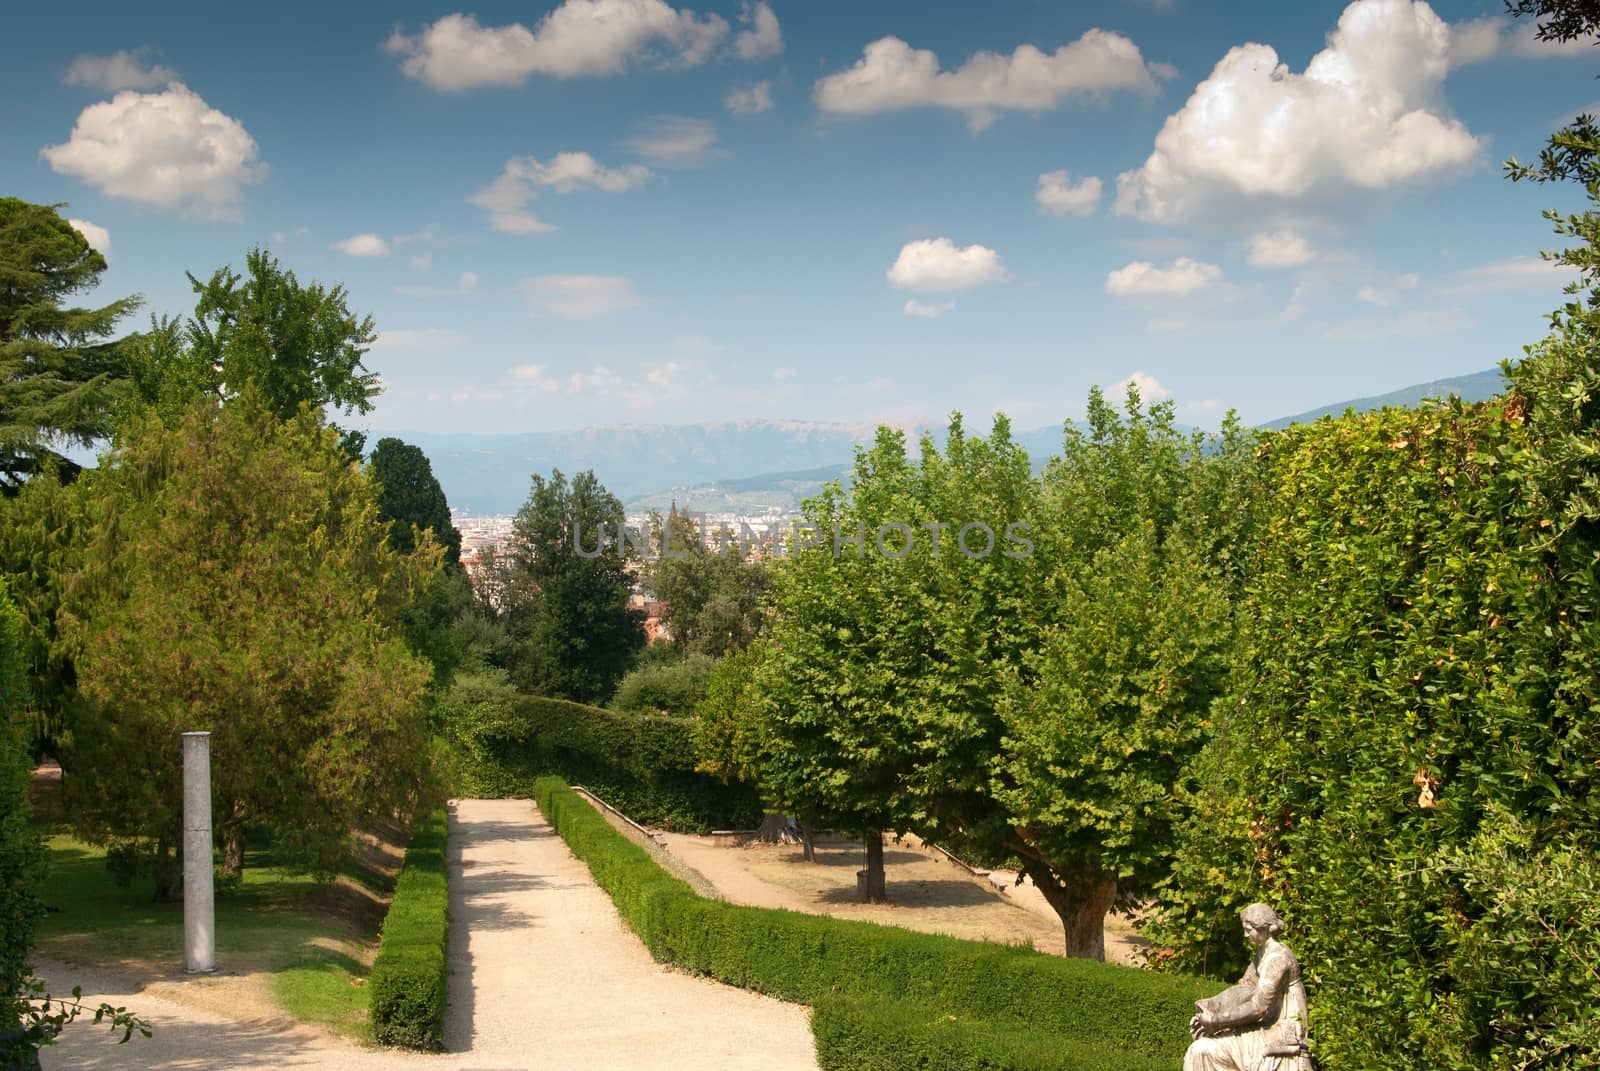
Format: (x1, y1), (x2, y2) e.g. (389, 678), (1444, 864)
(444, 674), (758, 831)
(368, 808), (449, 1050)
(534, 777), (1213, 1069)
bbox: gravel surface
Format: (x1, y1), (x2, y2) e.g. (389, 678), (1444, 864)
(40, 798), (818, 1070)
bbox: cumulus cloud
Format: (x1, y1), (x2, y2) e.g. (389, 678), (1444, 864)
(1356, 272), (1420, 306)
(1105, 257), (1222, 296)
(1112, 370), (1172, 402)
(903, 299), (956, 318)
(470, 151), (650, 233)
(733, 2), (782, 60)
(332, 233), (390, 257)
(40, 83), (264, 219)
(64, 50), (178, 91)
(1248, 229), (1315, 268)
(504, 363), (562, 390)
(1448, 14), (1592, 66)
(520, 274), (640, 317)
(814, 30), (1161, 131)
(623, 116), (720, 164)
(66, 219), (111, 259)
(887, 238), (1007, 292)
(385, 0), (732, 89)
(1036, 170), (1102, 216)
(725, 80), (773, 114)
(1115, 0), (1484, 224)
(408, 253), (433, 271)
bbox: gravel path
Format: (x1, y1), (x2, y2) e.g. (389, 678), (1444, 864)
(40, 798), (817, 1070)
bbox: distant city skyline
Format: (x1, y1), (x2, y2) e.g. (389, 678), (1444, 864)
(2, 0), (1592, 438)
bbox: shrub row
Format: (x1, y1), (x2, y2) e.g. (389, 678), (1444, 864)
(811, 996), (1171, 1071)
(534, 777), (1213, 1068)
(368, 808), (449, 1050)
(447, 677), (759, 831)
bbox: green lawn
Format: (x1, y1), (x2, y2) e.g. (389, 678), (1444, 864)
(34, 835), (392, 1039)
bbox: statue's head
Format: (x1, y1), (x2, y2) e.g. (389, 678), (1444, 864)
(1240, 902), (1285, 938)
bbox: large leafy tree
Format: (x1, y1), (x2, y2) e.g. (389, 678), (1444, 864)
(129, 248), (378, 455)
(370, 437), (462, 567)
(58, 394), (438, 896)
(503, 469), (645, 704)
(0, 198), (140, 494)
(645, 507), (769, 658)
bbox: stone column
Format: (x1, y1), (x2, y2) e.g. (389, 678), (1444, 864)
(182, 731), (216, 973)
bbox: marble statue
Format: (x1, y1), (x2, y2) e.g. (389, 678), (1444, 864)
(1183, 903), (1312, 1071)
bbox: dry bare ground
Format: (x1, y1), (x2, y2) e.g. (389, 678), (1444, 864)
(656, 830), (1147, 965)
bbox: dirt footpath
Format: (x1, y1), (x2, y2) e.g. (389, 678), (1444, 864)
(41, 799), (818, 1070)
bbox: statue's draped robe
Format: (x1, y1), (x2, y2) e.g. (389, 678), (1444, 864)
(1184, 939), (1311, 1071)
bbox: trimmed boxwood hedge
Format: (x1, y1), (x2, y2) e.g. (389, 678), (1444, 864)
(369, 808), (449, 1049)
(451, 685), (760, 832)
(811, 995), (1172, 1071)
(534, 777), (1215, 1069)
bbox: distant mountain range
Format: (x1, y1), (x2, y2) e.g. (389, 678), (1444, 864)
(404, 369), (1510, 516)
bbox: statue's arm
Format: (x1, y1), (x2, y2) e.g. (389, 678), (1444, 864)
(1198, 954), (1288, 1031)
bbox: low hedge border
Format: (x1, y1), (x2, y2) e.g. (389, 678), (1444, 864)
(533, 777), (1215, 1069)
(368, 807), (449, 1050)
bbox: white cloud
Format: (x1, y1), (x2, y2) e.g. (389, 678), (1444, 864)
(903, 299), (956, 318)
(1322, 306), (1470, 341)
(887, 238), (1008, 292)
(1185, 399), (1224, 414)
(66, 218), (111, 259)
(1112, 370), (1172, 402)
(521, 275), (640, 317)
(396, 272), (479, 298)
(733, 2), (782, 60)
(40, 83), (264, 220)
(1115, 0), (1484, 224)
(1035, 170), (1102, 216)
(1281, 280), (1313, 322)
(505, 363), (562, 390)
(64, 50), (178, 91)
(385, 1), (732, 89)
(814, 30), (1160, 131)
(1448, 14), (1593, 66)
(372, 329), (467, 352)
(269, 225), (309, 244)
(1105, 257), (1222, 296)
(725, 80), (773, 115)
(332, 233), (390, 257)
(408, 253), (433, 271)
(773, 367), (796, 381)
(568, 365), (627, 392)
(1356, 272), (1419, 306)
(623, 116), (720, 164)
(1438, 255), (1582, 294)
(470, 152), (650, 233)
(1248, 229), (1315, 268)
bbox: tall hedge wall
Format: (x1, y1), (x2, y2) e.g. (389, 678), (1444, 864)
(1157, 390), (1600, 1068)
(535, 776), (1215, 1070)
(443, 673), (759, 832)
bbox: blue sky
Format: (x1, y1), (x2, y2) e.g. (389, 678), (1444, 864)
(3, 0), (1596, 436)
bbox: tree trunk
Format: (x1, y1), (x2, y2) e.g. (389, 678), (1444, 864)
(1027, 865), (1117, 961)
(800, 817), (816, 863)
(221, 801), (246, 879)
(857, 832), (887, 903)
(752, 812), (800, 845)
(152, 836), (180, 903)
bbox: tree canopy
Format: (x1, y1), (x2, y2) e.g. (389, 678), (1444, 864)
(502, 469), (645, 704)
(128, 248), (378, 455)
(0, 198), (140, 494)
(59, 394), (438, 894)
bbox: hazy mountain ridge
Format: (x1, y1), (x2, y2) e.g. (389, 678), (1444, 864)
(406, 370), (1507, 516)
